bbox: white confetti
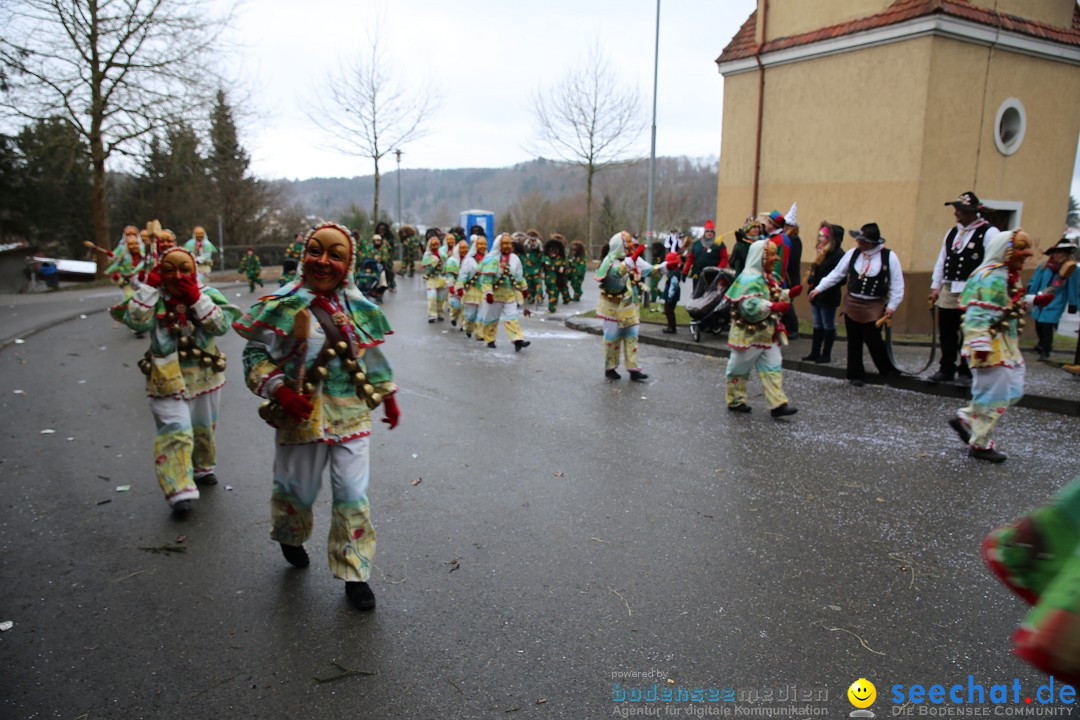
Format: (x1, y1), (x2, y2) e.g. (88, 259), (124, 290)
(77, 380), (86, 384)
(115, 485), (130, 492)
(79, 314), (87, 319)
(66, 437), (74, 442)
(13, 390), (24, 395)
(236, 293), (242, 297)
(640, 396), (648, 400)
(40, 429), (55, 434)
(99, 346), (107, 351)
(225, 485), (234, 491)
(0, 621), (12, 632)
(14, 339), (24, 344)
(411, 453), (418, 459)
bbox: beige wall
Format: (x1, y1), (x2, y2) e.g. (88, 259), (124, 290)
(967, 0), (1075, 29)
(759, 0), (890, 43)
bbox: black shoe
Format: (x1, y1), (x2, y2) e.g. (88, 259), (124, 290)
(727, 403), (752, 413)
(428, 318), (435, 323)
(928, 370), (954, 383)
(628, 370), (649, 382)
(815, 355), (832, 364)
(465, 332), (472, 338)
(948, 417), (972, 445)
(487, 342), (496, 348)
(450, 320), (457, 327)
(662, 328), (676, 334)
(134, 331), (146, 339)
(801, 353), (820, 361)
(280, 543), (310, 568)
(437, 317), (445, 322)
(171, 499), (193, 516)
(514, 340), (530, 352)
(605, 369), (621, 380)
(770, 404), (798, 418)
(969, 447), (1007, 463)
(956, 374), (972, 388)
(849, 379), (865, 387)
(345, 581), (376, 611)
(195, 472), (217, 486)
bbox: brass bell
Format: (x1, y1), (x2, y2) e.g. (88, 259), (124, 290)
(200, 355), (213, 367)
(343, 358), (358, 371)
(166, 311), (176, 321)
(178, 350), (189, 360)
(337, 341), (348, 352)
(353, 371), (367, 384)
(370, 392), (383, 405)
(315, 366), (329, 380)
(178, 336), (190, 349)
(324, 347), (337, 359)
(362, 383), (375, 395)
(190, 346), (202, 357)
(303, 382), (316, 394)
(213, 359), (226, 372)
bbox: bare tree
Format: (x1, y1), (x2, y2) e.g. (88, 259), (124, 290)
(0, 0), (232, 261)
(530, 42), (645, 258)
(306, 23), (439, 229)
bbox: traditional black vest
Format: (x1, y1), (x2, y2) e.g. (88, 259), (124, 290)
(690, 239), (726, 279)
(847, 248), (891, 299)
(943, 222), (990, 282)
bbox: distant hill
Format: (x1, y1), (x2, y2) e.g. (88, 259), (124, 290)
(277, 156), (719, 231)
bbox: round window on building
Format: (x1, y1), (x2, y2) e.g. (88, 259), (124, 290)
(994, 99), (1026, 156)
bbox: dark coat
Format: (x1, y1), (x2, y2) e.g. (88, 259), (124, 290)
(808, 224), (845, 308)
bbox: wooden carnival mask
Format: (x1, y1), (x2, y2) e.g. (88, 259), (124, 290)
(304, 226), (352, 294)
(160, 249), (196, 297)
(1006, 230), (1032, 272)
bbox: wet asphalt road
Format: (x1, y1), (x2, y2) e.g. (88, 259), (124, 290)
(2, 275), (1080, 719)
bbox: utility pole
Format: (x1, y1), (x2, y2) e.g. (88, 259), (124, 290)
(394, 148), (403, 227)
(645, 0), (660, 248)
(217, 214), (224, 272)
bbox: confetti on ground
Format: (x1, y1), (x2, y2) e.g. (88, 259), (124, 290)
(225, 485), (234, 491)
(14, 339), (24, 344)
(79, 314), (87, 319)
(99, 346), (107, 350)
(13, 390), (24, 395)
(116, 485), (130, 492)
(553, 471), (565, 477)
(40, 429), (55, 434)
(66, 437), (74, 441)
(411, 453), (418, 459)
(78, 380), (86, 384)
(0, 621), (12, 632)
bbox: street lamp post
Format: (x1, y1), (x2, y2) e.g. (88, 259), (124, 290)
(645, 0), (660, 250)
(394, 148), (403, 228)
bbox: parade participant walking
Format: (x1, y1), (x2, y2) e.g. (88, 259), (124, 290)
(723, 239), (797, 416)
(456, 235), (487, 339)
(113, 247), (240, 514)
(947, 229), (1033, 462)
(802, 222), (845, 363)
(929, 191), (999, 384)
(660, 251), (682, 334)
(681, 220), (728, 292)
(374, 222), (396, 291)
(233, 223), (399, 612)
(102, 225), (145, 302)
(809, 223), (905, 387)
(239, 246), (265, 293)
(1028, 235), (1079, 361)
(183, 226), (217, 283)
(596, 231), (654, 381)
(729, 218), (761, 275)
(522, 232), (544, 304)
(568, 240), (587, 301)
(543, 234), (571, 313)
(479, 233), (531, 351)
(421, 235), (447, 323)
(447, 239), (469, 328)
(284, 232), (306, 264)
(398, 225), (420, 277)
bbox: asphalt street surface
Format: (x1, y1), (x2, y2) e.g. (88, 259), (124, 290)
(2, 275), (1080, 719)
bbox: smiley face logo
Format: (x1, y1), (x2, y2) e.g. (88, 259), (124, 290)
(848, 678), (876, 709)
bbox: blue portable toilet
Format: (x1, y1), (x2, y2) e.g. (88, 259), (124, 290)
(460, 210), (495, 245)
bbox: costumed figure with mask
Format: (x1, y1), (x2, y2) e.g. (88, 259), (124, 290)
(233, 223), (399, 612)
(398, 225), (420, 277)
(285, 233), (306, 263)
(596, 231), (654, 381)
(446, 239), (469, 328)
(1027, 234), (1079, 362)
(442, 232), (459, 317)
(523, 231), (544, 304)
(568, 240), (587, 301)
(478, 233), (531, 351)
(238, 247), (264, 293)
(101, 225), (145, 301)
(723, 239), (797, 417)
(543, 234), (571, 313)
(946, 229), (1032, 463)
(183, 226), (217, 282)
(456, 235), (487, 339)
(111, 246), (240, 513)
(372, 222), (396, 291)
(421, 235), (447, 322)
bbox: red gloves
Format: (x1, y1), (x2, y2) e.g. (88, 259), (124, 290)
(788, 285), (803, 298)
(145, 265), (163, 288)
(1033, 293), (1054, 307)
(974, 350), (990, 363)
(485, 292), (494, 304)
(456, 288), (464, 297)
(770, 301), (791, 315)
(175, 274), (201, 305)
(521, 288), (529, 299)
(629, 245), (646, 261)
(110, 272), (120, 282)
(274, 385), (313, 422)
(381, 394), (400, 429)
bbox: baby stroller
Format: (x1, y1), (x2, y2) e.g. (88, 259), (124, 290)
(355, 258), (386, 303)
(685, 266), (735, 342)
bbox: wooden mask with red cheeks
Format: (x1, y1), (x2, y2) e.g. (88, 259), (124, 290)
(499, 234), (512, 255)
(1006, 230), (1032, 273)
(124, 226), (142, 255)
(457, 240), (469, 259)
(475, 237), (487, 256)
(157, 230), (177, 254)
(763, 241), (780, 275)
(429, 237), (441, 253)
(160, 249), (196, 297)
(304, 226), (352, 293)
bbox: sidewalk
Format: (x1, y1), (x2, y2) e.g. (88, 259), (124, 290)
(566, 313), (1080, 418)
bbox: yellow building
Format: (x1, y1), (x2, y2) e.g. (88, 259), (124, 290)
(715, 0), (1080, 331)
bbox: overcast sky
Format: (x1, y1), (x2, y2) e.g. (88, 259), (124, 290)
(222, 0), (1080, 200)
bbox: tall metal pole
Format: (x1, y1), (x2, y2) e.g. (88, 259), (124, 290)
(394, 148), (403, 227)
(645, 0), (660, 248)
(217, 214), (224, 272)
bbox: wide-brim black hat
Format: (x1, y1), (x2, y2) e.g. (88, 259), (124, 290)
(945, 191), (981, 211)
(849, 223), (885, 245)
(1045, 236), (1079, 255)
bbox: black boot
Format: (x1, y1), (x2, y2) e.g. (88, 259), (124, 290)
(280, 543), (310, 568)
(802, 328), (823, 361)
(816, 329), (835, 364)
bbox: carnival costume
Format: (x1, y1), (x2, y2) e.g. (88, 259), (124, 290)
(723, 239), (796, 416)
(284, 235), (306, 263)
(456, 241), (486, 338)
(523, 234), (544, 304)
(1028, 236), (1079, 361)
(112, 247), (240, 511)
(951, 230), (1030, 462)
(446, 240), (468, 328)
(183, 227), (217, 282)
(568, 240), (587, 301)
(421, 242), (447, 322)
(234, 223), (398, 611)
(479, 235), (530, 350)
(239, 249), (264, 293)
(398, 226), (421, 277)
(596, 232), (653, 380)
(105, 226), (145, 302)
(543, 235), (571, 313)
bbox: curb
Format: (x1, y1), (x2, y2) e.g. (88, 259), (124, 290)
(564, 316), (1080, 418)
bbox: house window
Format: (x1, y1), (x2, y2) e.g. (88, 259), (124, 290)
(994, 99), (1026, 156)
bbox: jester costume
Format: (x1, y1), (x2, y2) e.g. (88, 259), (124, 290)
(596, 232), (653, 380)
(284, 235), (306, 263)
(399, 226), (421, 277)
(445, 241), (466, 328)
(543, 236), (572, 313)
(239, 250), (264, 293)
(421, 243), (447, 322)
(951, 230), (1029, 462)
(234, 223), (398, 610)
(105, 227), (145, 302)
(723, 239), (796, 416)
(456, 242), (486, 338)
(183, 228), (217, 282)
(112, 247), (240, 510)
(479, 236), (530, 349)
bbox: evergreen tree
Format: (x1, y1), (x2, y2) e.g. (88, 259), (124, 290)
(0, 133), (29, 240)
(208, 89), (272, 250)
(17, 118), (93, 255)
